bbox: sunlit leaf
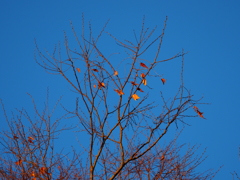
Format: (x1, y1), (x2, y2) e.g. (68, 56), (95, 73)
(98, 82), (105, 89)
(76, 68), (80, 73)
(137, 87), (144, 92)
(140, 73), (146, 78)
(92, 69), (99, 72)
(132, 94), (140, 100)
(15, 159), (22, 165)
(140, 62), (148, 69)
(161, 78), (166, 84)
(114, 89), (124, 95)
(114, 71), (118, 76)
(130, 81), (138, 86)
(142, 79), (147, 85)
(93, 85), (97, 88)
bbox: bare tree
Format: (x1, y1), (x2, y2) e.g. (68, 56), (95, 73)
(0, 16), (218, 179)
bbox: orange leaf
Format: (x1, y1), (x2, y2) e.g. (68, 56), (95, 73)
(76, 68), (80, 73)
(132, 94), (140, 101)
(92, 69), (99, 72)
(98, 82), (105, 89)
(161, 78), (166, 84)
(140, 62), (148, 69)
(28, 137), (34, 143)
(137, 87), (144, 92)
(14, 135), (18, 139)
(142, 79), (147, 86)
(114, 71), (118, 76)
(114, 89), (124, 95)
(15, 159), (22, 165)
(130, 81), (138, 86)
(93, 84), (97, 88)
(140, 73), (146, 78)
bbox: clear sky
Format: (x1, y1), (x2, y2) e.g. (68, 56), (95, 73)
(1, 1), (240, 179)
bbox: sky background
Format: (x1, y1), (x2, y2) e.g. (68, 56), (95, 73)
(1, 0), (240, 179)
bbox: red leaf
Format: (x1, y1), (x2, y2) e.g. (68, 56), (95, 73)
(193, 106), (204, 118)
(130, 81), (138, 86)
(137, 87), (144, 92)
(15, 159), (22, 165)
(197, 111), (204, 118)
(92, 69), (99, 72)
(140, 62), (148, 69)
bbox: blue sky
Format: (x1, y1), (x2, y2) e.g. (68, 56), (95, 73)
(1, 0), (240, 178)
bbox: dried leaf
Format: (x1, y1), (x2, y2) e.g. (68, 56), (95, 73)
(114, 89), (124, 95)
(14, 135), (18, 139)
(132, 94), (140, 100)
(142, 79), (147, 86)
(130, 81), (138, 86)
(114, 71), (118, 76)
(140, 73), (146, 78)
(137, 87), (144, 92)
(140, 62), (148, 69)
(76, 68), (80, 73)
(93, 85), (96, 88)
(161, 78), (166, 84)
(98, 82), (105, 89)
(92, 69), (99, 72)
